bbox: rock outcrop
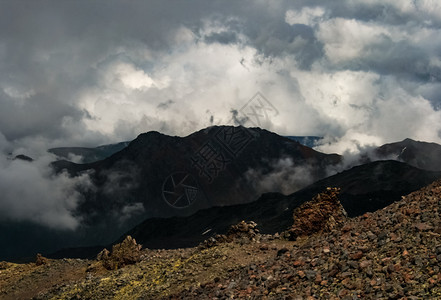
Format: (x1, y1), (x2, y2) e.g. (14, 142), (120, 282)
(287, 187), (347, 240)
(97, 236), (142, 270)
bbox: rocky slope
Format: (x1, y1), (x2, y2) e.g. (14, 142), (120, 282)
(171, 179), (441, 299)
(1, 179), (441, 299)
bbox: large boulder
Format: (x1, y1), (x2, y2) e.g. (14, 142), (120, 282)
(287, 187), (347, 240)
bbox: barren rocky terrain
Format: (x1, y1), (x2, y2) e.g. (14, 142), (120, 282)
(1, 179), (441, 299)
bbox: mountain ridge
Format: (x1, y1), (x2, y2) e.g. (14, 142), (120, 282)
(374, 138), (441, 171)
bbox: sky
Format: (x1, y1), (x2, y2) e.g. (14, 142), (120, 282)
(1, 0), (441, 155)
(1, 0), (441, 228)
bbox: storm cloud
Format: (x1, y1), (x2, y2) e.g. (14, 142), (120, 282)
(1, 0), (441, 227)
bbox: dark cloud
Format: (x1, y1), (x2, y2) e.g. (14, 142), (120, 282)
(204, 31), (239, 45)
(1, 0), (441, 227)
(0, 0), (439, 147)
(0, 91), (84, 141)
(157, 99), (174, 110)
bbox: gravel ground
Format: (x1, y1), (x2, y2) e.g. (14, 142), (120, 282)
(168, 180), (441, 299)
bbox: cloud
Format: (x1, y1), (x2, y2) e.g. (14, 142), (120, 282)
(243, 157), (315, 195)
(0, 1), (439, 153)
(0, 152), (93, 230)
(0, 0), (441, 230)
(117, 203), (145, 224)
(285, 7), (326, 27)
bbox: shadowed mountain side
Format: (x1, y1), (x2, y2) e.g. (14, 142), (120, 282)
(48, 192), (294, 259)
(121, 192), (295, 250)
(115, 160), (441, 251)
(301, 160), (441, 216)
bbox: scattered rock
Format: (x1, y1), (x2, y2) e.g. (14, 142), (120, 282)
(350, 251), (363, 260)
(276, 248), (289, 257)
(414, 223), (433, 231)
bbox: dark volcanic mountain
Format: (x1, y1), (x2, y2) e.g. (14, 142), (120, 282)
(300, 159), (441, 216)
(113, 160), (441, 252)
(375, 138), (441, 171)
(53, 126), (341, 226)
(49, 136), (323, 164)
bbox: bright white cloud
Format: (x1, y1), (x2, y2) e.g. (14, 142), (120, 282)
(113, 63), (155, 90)
(317, 18), (392, 63)
(294, 69), (379, 127)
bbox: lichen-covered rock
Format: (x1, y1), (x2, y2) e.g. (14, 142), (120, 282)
(99, 235), (142, 270)
(287, 187), (347, 240)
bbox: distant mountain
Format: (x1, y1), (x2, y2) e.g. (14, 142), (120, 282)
(99, 160), (441, 253)
(1, 126), (341, 261)
(52, 126), (341, 223)
(49, 136), (323, 164)
(48, 141), (130, 163)
(8, 129), (441, 261)
(300, 159), (441, 216)
(374, 138), (441, 171)
(285, 136), (323, 148)
(13, 154), (33, 162)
